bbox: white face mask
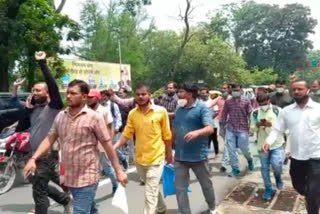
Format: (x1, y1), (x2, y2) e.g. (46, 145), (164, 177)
(260, 105), (269, 111)
(232, 91), (241, 98)
(276, 87), (285, 94)
(177, 99), (188, 107)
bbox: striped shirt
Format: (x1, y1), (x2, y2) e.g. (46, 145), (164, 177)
(49, 106), (110, 188)
(159, 94), (178, 113)
(221, 96), (252, 132)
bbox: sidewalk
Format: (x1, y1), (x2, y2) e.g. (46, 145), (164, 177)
(217, 157), (307, 214)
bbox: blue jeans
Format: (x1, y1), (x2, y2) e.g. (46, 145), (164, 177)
(69, 183), (99, 214)
(259, 147), (285, 191)
(226, 129), (253, 171)
(100, 153), (118, 188)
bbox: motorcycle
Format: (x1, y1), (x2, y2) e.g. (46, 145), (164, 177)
(0, 128), (30, 195)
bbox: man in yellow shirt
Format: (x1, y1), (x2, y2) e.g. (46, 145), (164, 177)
(114, 84), (173, 214)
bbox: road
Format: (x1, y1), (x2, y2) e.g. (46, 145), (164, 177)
(0, 145), (253, 214)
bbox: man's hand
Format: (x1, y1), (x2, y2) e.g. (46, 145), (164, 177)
(263, 121), (272, 128)
(262, 143), (270, 154)
(25, 94), (34, 109)
(115, 169), (128, 187)
(165, 152), (174, 164)
(107, 88), (115, 97)
(256, 122), (264, 128)
(13, 78), (25, 87)
(35, 51), (46, 60)
(290, 72), (297, 86)
(184, 130), (200, 142)
(24, 158), (37, 176)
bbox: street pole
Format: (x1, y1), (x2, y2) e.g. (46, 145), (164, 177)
(118, 40), (122, 71)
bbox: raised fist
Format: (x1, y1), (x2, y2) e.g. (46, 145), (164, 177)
(13, 78), (25, 87)
(35, 51), (46, 60)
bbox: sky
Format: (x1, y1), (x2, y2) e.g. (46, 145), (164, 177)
(59, 0), (320, 49)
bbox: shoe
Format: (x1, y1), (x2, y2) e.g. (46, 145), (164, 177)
(228, 169), (240, 177)
(276, 181), (284, 191)
(209, 209), (218, 214)
(140, 180), (145, 186)
(27, 209), (35, 214)
(248, 160), (254, 171)
(121, 159), (129, 170)
(64, 197), (73, 214)
(112, 186), (118, 195)
(262, 189), (274, 200)
(220, 166), (227, 173)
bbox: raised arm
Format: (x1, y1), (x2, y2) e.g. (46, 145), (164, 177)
(35, 52), (63, 110)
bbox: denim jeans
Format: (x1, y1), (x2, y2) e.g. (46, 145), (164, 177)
(99, 153), (118, 188)
(113, 133), (127, 162)
(226, 129), (253, 171)
(259, 147), (285, 191)
(175, 160), (215, 214)
(69, 183), (99, 214)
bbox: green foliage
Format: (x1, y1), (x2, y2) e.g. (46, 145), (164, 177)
(240, 67), (278, 86)
(210, 1), (317, 77)
(0, 0), (80, 91)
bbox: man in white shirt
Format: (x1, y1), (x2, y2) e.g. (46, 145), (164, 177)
(263, 81), (320, 214)
(87, 89), (119, 194)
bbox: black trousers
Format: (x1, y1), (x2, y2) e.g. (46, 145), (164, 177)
(30, 153), (70, 214)
(208, 128), (219, 155)
(290, 158), (320, 214)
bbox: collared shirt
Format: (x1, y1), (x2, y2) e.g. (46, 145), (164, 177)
(122, 104), (172, 166)
(174, 100), (213, 162)
(159, 94), (178, 113)
(96, 104), (113, 126)
(250, 104), (284, 151)
(49, 106), (110, 188)
(266, 99), (320, 160)
(221, 96), (252, 132)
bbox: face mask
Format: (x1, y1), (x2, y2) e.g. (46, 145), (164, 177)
(200, 95), (209, 101)
(293, 95), (309, 104)
(177, 99), (188, 107)
(222, 92), (228, 97)
(276, 87), (285, 94)
(260, 105), (269, 111)
(232, 91), (241, 98)
(315, 90), (320, 95)
(167, 91), (175, 97)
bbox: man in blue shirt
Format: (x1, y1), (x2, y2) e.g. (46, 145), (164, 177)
(173, 83), (217, 214)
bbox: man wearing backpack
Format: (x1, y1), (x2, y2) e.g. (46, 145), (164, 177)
(250, 89), (285, 200)
(101, 91), (129, 170)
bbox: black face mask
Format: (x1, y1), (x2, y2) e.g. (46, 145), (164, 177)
(293, 95), (309, 104)
(32, 96), (47, 105)
(167, 91), (175, 97)
(200, 95), (209, 101)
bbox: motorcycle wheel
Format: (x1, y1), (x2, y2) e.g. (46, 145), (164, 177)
(0, 161), (17, 195)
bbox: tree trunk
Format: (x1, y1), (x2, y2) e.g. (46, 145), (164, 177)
(0, 58), (9, 92)
(27, 52), (36, 90)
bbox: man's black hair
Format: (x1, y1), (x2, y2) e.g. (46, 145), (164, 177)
(275, 79), (286, 85)
(179, 83), (199, 98)
(68, 79), (89, 94)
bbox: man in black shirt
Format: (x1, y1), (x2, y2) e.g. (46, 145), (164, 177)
(13, 52), (71, 214)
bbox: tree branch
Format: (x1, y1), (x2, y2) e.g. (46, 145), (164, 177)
(56, 0), (67, 13)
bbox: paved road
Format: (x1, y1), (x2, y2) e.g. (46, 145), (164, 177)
(0, 143), (254, 214)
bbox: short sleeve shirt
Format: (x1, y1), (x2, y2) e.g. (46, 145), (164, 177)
(173, 100), (213, 162)
(49, 106), (110, 188)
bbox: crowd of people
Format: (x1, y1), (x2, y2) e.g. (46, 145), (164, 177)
(5, 51), (319, 214)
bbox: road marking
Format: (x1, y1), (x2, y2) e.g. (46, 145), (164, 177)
(51, 166), (137, 207)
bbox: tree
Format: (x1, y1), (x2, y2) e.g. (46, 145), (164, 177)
(210, 1), (317, 77)
(0, 0), (80, 91)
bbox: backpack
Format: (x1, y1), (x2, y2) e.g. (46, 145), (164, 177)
(110, 101), (116, 120)
(118, 104), (132, 132)
(252, 106), (279, 123)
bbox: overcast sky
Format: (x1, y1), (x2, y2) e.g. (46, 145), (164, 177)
(58, 0), (320, 49)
